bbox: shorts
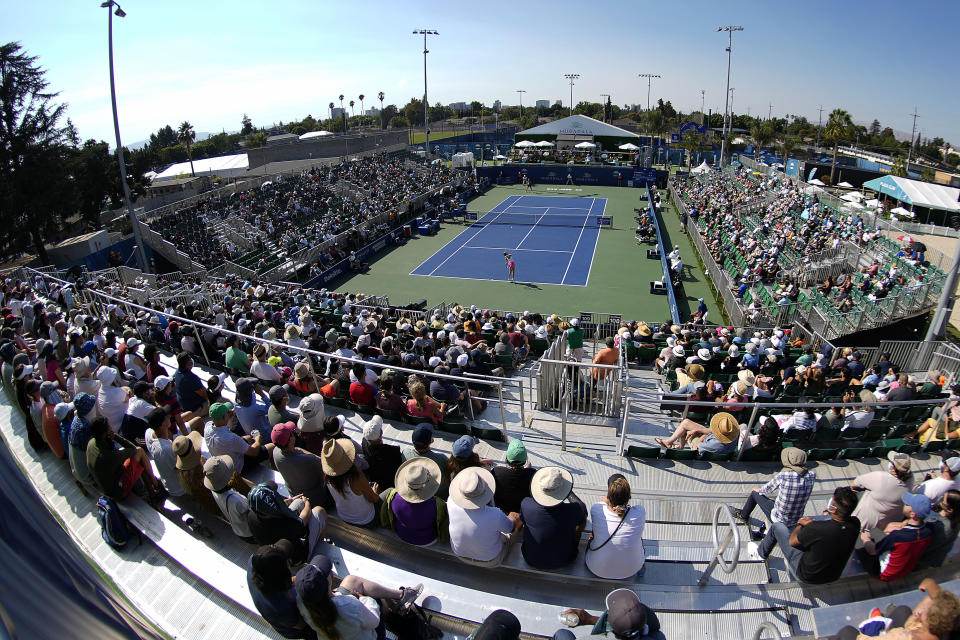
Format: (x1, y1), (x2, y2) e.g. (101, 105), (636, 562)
(119, 457), (144, 498)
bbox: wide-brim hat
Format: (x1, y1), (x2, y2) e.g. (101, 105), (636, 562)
(395, 457), (441, 504)
(321, 437), (356, 477)
(636, 322), (652, 337)
(737, 370), (756, 386)
(709, 412), (739, 444)
(449, 466), (495, 510)
(781, 447), (808, 473)
(173, 431), (204, 470)
(672, 345), (685, 357)
(297, 393), (325, 432)
(887, 450), (910, 473)
(203, 455), (235, 491)
(530, 466), (573, 507)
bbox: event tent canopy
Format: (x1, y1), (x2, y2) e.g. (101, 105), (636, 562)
(841, 192), (864, 202)
(152, 153), (249, 181)
(534, 140), (555, 147)
(515, 140), (536, 148)
(691, 161), (711, 174)
(516, 114), (640, 139)
(837, 181), (854, 188)
(808, 178), (825, 186)
(861, 175), (960, 212)
(574, 141), (597, 149)
(618, 142), (640, 151)
(299, 130), (333, 140)
(890, 206), (914, 217)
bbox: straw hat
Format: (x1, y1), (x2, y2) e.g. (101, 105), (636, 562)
(284, 324), (300, 340)
(737, 370), (756, 386)
(394, 457), (441, 504)
(321, 438), (356, 477)
(172, 431), (204, 470)
(709, 412), (739, 444)
(530, 467), (574, 507)
(685, 364), (705, 381)
(636, 322), (652, 338)
(449, 466), (495, 510)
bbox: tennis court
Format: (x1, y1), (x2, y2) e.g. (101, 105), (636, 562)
(410, 195), (608, 286)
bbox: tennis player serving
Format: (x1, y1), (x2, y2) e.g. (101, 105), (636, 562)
(504, 252), (516, 282)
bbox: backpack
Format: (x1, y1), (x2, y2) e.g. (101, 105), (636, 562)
(95, 496), (140, 550)
(379, 601), (443, 640)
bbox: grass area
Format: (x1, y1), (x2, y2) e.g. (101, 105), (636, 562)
(408, 130), (463, 144)
(329, 184), (713, 321)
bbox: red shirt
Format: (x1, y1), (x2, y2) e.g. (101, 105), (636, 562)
(349, 381), (375, 406)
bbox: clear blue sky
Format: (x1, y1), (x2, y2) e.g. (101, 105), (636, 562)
(4, 0), (958, 148)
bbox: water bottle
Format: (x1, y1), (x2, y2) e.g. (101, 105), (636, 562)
(251, 429), (260, 440)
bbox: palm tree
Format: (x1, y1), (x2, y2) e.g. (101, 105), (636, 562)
(750, 122), (774, 160)
(358, 94), (365, 129)
(338, 94), (345, 132)
(824, 108), (853, 183)
(378, 91), (385, 129)
(645, 109), (666, 146)
(328, 102), (334, 121)
(779, 136), (797, 171)
(177, 121), (196, 176)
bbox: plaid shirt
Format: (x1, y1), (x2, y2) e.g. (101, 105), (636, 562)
(759, 469), (815, 525)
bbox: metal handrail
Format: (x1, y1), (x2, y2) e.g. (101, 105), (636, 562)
(698, 504), (741, 587)
(750, 622), (783, 640)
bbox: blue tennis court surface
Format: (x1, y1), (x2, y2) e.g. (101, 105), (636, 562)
(410, 195), (606, 286)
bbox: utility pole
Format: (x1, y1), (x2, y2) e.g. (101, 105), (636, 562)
(815, 105), (824, 148)
(516, 89), (526, 115)
(564, 74), (580, 117)
(768, 103), (773, 121)
(906, 107), (919, 172)
(412, 29), (438, 155)
(600, 93), (611, 122)
(637, 73), (661, 112)
(700, 89), (706, 125)
(717, 25), (743, 167)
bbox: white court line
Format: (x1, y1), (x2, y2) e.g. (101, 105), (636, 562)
(560, 199), (594, 285)
(464, 246), (572, 253)
(514, 208), (549, 250)
(580, 197), (607, 287)
(412, 194), (521, 276)
(413, 272), (586, 288)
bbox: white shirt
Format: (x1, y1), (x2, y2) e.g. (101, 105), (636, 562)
(448, 501), (513, 562)
(300, 593), (380, 640)
(98, 385), (129, 432)
(920, 476), (960, 503)
(249, 360), (281, 383)
(126, 397), (155, 421)
(585, 502), (646, 579)
(145, 429), (184, 496)
(212, 487), (252, 538)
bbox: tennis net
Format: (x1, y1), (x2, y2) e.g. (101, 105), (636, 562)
(466, 212), (611, 228)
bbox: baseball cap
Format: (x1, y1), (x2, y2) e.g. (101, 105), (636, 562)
(902, 491), (932, 519)
(271, 421), (296, 447)
(506, 440), (527, 464)
(887, 451), (911, 474)
(943, 457), (960, 474)
(294, 555), (335, 602)
(570, 318), (579, 326)
(209, 401), (234, 421)
(153, 375), (172, 390)
(606, 589), (648, 638)
(452, 435), (475, 459)
(412, 424), (433, 446)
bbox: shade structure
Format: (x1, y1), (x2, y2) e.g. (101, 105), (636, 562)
(691, 161), (711, 174)
(574, 141), (597, 149)
(299, 130), (334, 140)
(891, 206), (914, 217)
(865, 198), (881, 208)
(837, 181), (854, 188)
(618, 142), (640, 151)
(515, 140), (536, 148)
(808, 178), (825, 186)
(842, 201), (864, 210)
(862, 175), (960, 212)
(841, 192), (864, 202)
(534, 140), (554, 147)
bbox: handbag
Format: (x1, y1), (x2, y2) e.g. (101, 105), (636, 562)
(587, 506), (631, 552)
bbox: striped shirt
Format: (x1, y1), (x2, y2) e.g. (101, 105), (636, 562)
(759, 469), (816, 525)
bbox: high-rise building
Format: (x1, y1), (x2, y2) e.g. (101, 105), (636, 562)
(535, 100), (550, 109)
(492, 99), (501, 110)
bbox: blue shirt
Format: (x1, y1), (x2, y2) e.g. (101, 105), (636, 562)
(698, 434), (737, 454)
(519, 496), (586, 569)
(246, 558), (314, 639)
(174, 368), (205, 412)
(235, 398), (270, 435)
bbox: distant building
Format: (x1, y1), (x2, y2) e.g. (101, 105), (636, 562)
(535, 100), (550, 109)
(553, 100), (562, 108)
(267, 133), (299, 146)
(365, 108), (379, 116)
(449, 102), (467, 112)
(492, 99), (501, 110)
(331, 107), (345, 118)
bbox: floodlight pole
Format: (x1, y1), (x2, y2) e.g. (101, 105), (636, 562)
(717, 25), (743, 168)
(516, 89), (526, 116)
(600, 93), (610, 122)
(564, 74), (579, 117)
(104, 0), (150, 273)
(906, 107), (919, 172)
(638, 73), (661, 112)
(413, 29), (438, 155)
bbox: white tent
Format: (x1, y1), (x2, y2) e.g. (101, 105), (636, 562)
(891, 206), (914, 218)
(152, 153), (249, 181)
(842, 201), (864, 210)
(534, 140), (554, 147)
(618, 143), (640, 151)
(517, 114), (639, 139)
(865, 198), (881, 208)
(515, 140), (535, 148)
(691, 161), (711, 174)
(862, 175), (960, 213)
(837, 181), (854, 188)
(808, 178), (825, 186)
(841, 192), (864, 202)
(299, 130), (334, 140)
(451, 152), (475, 168)
(574, 141), (596, 149)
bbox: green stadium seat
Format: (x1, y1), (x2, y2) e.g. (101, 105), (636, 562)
(804, 447), (840, 461)
(886, 424), (916, 439)
(838, 447), (870, 460)
(738, 448), (780, 462)
(472, 426), (505, 442)
(626, 446), (661, 459)
(699, 451), (733, 462)
(814, 425), (840, 441)
(664, 448), (697, 461)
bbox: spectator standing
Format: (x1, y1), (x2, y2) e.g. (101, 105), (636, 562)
(564, 319), (585, 362)
(520, 467), (587, 569)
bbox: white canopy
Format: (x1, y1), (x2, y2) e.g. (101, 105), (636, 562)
(837, 181), (854, 188)
(618, 142), (640, 151)
(517, 114), (639, 138)
(152, 152), (249, 181)
(451, 152), (475, 168)
(865, 198), (881, 208)
(515, 140), (536, 148)
(534, 140), (554, 147)
(862, 175), (960, 212)
(574, 141), (597, 149)
(841, 192), (864, 202)
(842, 201), (865, 210)
(690, 161), (711, 174)
(808, 178), (825, 186)
(299, 130), (334, 140)
(891, 206), (914, 217)
(493, 154), (507, 160)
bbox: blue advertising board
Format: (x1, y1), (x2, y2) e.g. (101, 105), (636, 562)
(476, 165), (664, 188)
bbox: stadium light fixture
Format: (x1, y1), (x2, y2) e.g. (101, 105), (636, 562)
(717, 25), (743, 167)
(564, 74), (580, 118)
(637, 74), (661, 112)
(102, 0), (150, 273)
(413, 29), (438, 155)
(516, 89), (526, 115)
